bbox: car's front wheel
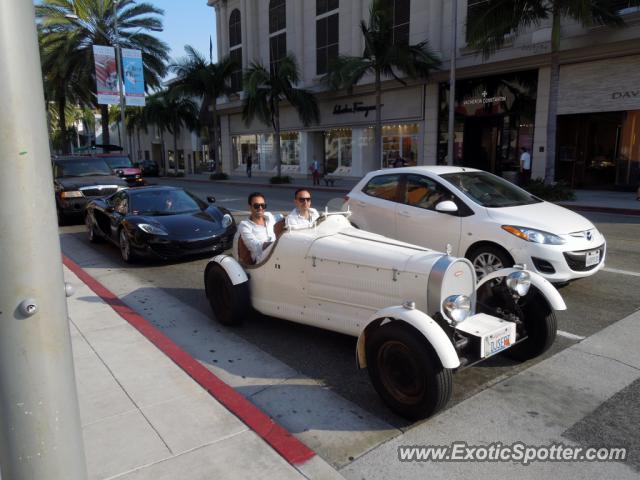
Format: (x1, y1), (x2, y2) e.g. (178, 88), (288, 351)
(366, 322), (452, 420)
(466, 244), (514, 280)
(85, 214), (101, 243)
(205, 263), (250, 326)
(119, 229), (136, 263)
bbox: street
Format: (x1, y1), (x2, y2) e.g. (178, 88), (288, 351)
(57, 181), (640, 468)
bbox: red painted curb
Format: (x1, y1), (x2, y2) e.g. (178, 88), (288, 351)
(63, 255), (316, 466)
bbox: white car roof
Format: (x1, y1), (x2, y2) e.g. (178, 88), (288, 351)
(366, 165), (483, 177)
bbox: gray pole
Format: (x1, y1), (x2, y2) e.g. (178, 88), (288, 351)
(446, 0), (457, 166)
(114, 0), (127, 155)
(0, 2), (87, 480)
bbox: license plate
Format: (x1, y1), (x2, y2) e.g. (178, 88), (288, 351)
(585, 249), (600, 267)
(482, 325), (516, 358)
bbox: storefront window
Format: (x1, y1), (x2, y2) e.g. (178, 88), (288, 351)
(232, 134), (258, 170)
(280, 131), (300, 165)
(324, 128), (352, 173)
(382, 124), (418, 168)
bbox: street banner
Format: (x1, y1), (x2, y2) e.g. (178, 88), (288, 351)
(122, 48), (145, 106)
(93, 45), (119, 105)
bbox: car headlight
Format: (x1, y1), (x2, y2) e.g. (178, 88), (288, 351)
(502, 225), (566, 245)
(506, 271), (531, 296)
(137, 223), (168, 235)
(442, 295), (471, 325)
(221, 213), (233, 228)
(60, 191), (83, 199)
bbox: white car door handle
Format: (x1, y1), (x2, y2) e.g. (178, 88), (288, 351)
(398, 211), (412, 217)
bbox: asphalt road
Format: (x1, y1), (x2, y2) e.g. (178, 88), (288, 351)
(59, 186), (640, 464)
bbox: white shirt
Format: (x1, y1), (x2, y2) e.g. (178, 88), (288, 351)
(238, 212), (276, 263)
(520, 151), (531, 170)
(286, 207), (319, 229)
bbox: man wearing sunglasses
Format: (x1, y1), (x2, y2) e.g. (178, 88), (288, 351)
(238, 192), (276, 263)
(286, 188), (319, 229)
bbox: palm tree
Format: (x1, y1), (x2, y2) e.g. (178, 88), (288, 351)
(36, 0), (169, 146)
(164, 92), (199, 175)
(126, 107), (147, 162)
(466, 0), (633, 183)
(323, 0), (441, 168)
(144, 92), (171, 173)
(170, 46), (237, 174)
(243, 54), (319, 178)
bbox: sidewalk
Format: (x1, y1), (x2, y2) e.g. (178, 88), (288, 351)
(174, 173), (640, 215)
(64, 261), (343, 480)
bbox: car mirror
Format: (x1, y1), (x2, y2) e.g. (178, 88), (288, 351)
(207, 196), (216, 203)
(435, 200), (458, 213)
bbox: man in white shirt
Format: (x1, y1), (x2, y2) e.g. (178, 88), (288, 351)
(519, 146), (532, 185)
(286, 188), (319, 229)
(238, 192), (276, 263)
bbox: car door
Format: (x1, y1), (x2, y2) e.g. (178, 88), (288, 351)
(395, 174), (463, 254)
(349, 173), (401, 237)
(109, 191), (129, 241)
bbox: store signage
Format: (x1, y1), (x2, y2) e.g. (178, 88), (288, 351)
(462, 90), (506, 106)
(611, 90), (639, 99)
(332, 101), (380, 117)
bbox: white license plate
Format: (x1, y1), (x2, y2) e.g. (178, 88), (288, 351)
(482, 325), (517, 358)
(585, 249), (600, 267)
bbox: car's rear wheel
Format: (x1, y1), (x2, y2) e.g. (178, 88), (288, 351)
(205, 263), (250, 326)
(466, 244), (514, 281)
(85, 213), (101, 243)
(366, 322), (452, 420)
(119, 229), (136, 263)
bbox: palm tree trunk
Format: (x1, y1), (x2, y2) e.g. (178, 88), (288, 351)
(136, 127), (141, 162)
(274, 102), (282, 178)
(375, 69), (383, 169)
(100, 104), (110, 146)
(160, 130), (166, 175)
(57, 95), (68, 154)
(212, 101), (221, 173)
(173, 125), (179, 176)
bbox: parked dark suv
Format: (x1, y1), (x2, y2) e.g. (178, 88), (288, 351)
(53, 156), (127, 225)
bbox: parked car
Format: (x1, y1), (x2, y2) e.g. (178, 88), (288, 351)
(137, 159), (159, 177)
(203, 210), (565, 419)
(97, 154), (145, 186)
(53, 155), (128, 225)
(85, 186), (236, 262)
(346, 166), (606, 284)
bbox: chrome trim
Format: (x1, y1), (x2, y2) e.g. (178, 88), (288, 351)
(427, 255), (454, 315)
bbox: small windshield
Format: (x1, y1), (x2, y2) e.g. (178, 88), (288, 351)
(129, 189), (203, 215)
(102, 156), (133, 169)
(441, 171), (541, 208)
(55, 158), (112, 177)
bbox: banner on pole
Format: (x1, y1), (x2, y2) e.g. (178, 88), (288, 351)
(93, 45), (119, 105)
(122, 48), (145, 106)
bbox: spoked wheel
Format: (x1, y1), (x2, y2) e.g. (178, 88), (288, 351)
(366, 322), (452, 420)
(119, 229), (135, 263)
(205, 263), (250, 326)
(85, 214), (101, 243)
(467, 244), (514, 281)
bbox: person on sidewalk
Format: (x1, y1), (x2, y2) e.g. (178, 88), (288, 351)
(246, 154), (252, 178)
(287, 188), (319, 229)
(519, 146), (531, 185)
(238, 192), (276, 263)
(310, 158), (321, 186)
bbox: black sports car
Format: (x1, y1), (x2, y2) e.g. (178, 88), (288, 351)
(85, 186), (236, 262)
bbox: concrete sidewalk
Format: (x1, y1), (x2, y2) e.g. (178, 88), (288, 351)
(64, 264), (343, 480)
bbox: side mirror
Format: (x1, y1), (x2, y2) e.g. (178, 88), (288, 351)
(206, 196), (216, 203)
(435, 200), (458, 213)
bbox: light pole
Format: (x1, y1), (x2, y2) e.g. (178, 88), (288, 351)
(446, 0), (458, 166)
(113, 0), (127, 155)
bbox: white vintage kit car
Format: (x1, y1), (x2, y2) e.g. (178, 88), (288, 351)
(204, 210), (566, 419)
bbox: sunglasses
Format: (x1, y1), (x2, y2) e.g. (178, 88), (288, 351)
(297, 197), (312, 202)
(252, 203), (267, 209)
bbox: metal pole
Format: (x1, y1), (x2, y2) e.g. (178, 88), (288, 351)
(446, 0), (457, 166)
(114, 0), (127, 155)
(0, 2), (87, 480)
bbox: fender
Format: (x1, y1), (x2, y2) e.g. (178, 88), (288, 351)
(476, 268), (566, 311)
(356, 306), (460, 370)
(207, 254), (248, 285)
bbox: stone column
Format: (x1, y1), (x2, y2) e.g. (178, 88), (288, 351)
(429, 0), (443, 54)
(532, 67), (550, 181)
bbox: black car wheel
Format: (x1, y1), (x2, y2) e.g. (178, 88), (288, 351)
(366, 322), (452, 420)
(85, 214), (101, 243)
(205, 263), (250, 326)
(119, 229), (135, 263)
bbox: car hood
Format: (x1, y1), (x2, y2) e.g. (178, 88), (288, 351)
(135, 210), (227, 238)
(56, 175), (127, 190)
(485, 201), (595, 234)
(114, 167), (141, 175)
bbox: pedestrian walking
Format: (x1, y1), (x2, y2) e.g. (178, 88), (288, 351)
(519, 146), (531, 185)
(310, 158), (321, 186)
(246, 154), (252, 178)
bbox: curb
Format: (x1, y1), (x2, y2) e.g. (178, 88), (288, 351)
(557, 203), (640, 216)
(159, 176), (353, 194)
(62, 255), (317, 467)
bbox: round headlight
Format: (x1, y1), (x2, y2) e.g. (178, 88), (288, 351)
(221, 213), (233, 228)
(506, 271), (531, 296)
(442, 295), (471, 325)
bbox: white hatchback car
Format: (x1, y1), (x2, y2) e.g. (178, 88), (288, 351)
(346, 166), (606, 283)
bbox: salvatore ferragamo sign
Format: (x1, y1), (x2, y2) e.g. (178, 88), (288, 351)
(332, 101), (381, 117)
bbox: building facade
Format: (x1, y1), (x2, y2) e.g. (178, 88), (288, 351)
(208, 0), (640, 189)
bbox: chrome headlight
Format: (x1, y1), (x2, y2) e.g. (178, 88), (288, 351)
(442, 295), (471, 325)
(221, 213), (233, 228)
(137, 223), (168, 235)
(502, 225), (566, 245)
(506, 271), (531, 296)
(60, 190), (83, 199)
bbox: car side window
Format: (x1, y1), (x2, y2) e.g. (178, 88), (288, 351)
(403, 174), (452, 211)
(112, 192), (128, 215)
(362, 174), (401, 202)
